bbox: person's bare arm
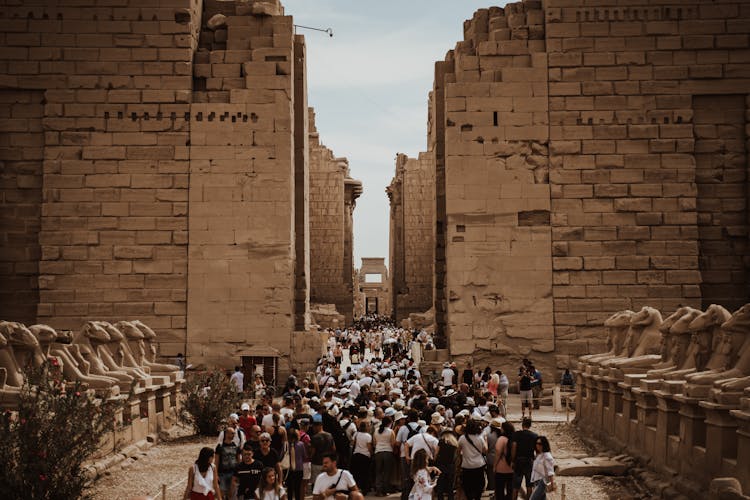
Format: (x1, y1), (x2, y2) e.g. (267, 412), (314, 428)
(184, 466), (194, 500)
(212, 465), (223, 500)
(510, 441), (517, 468)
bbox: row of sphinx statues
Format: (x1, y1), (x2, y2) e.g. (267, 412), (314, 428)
(0, 320), (182, 404)
(578, 302), (750, 404)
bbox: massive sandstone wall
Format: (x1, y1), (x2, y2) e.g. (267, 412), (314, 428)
(186, 0), (306, 369)
(389, 152), (435, 323)
(545, 0), (749, 366)
(433, 2), (555, 365)
(425, 0), (750, 372)
(0, 0), (344, 371)
(0, 0), (203, 353)
(308, 110), (361, 325)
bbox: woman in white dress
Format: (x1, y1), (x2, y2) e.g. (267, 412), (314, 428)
(409, 449), (440, 500)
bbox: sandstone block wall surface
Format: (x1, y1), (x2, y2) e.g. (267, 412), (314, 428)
(434, 2), (555, 366)
(0, 0), (201, 351)
(308, 110), (361, 325)
(389, 152), (435, 322)
(545, 0), (749, 367)
(0, 90), (43, 324)
(186, 0), (300, 370)
(416, 0), (750, 375)
(0, 0), (356, 374)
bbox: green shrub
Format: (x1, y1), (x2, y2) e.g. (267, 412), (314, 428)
(179, 370), (242, 435)
(0, 361), (121, 500)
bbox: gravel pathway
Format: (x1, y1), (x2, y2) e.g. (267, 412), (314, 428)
(88, 433), (214, 500)
(91, 422), (650, 500)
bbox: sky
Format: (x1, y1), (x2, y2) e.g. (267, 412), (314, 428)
(283, 0), (505, 267)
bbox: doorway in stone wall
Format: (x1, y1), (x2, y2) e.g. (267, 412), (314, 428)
(693, 94), (749, 309)
(241, 355), (278, 390)
(366, 296), (379, 314)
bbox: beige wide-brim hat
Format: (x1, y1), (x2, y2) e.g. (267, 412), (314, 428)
(490, 417), (506, 428)
(431, 412), (445, 425)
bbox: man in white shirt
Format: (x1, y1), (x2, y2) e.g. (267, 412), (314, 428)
(312, 452), (363, 500)
(441, 362), (454, 389)
(230, 366), (244, 393)
(405, 426), (439, 462)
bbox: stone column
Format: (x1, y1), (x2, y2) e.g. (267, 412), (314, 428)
(343, 178), (362, 323)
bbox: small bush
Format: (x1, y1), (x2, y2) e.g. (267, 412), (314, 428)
(179, 370), (242, 435)
(0, 361), (122, 500)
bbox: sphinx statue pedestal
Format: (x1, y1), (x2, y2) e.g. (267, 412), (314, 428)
(629, 385), (659, 459)
(674, 394), (710, 488)
(729, 388), (750, 494)
(652, 386), (682, 473)
(698, 399), (740, 481)
(599, 374), (622, 438)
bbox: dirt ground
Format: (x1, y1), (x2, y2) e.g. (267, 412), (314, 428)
(90, 422), (651, 500)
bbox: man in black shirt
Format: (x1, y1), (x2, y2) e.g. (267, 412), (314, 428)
(511, 418), (538, 500)
(256, 431), (282, 481)
(233, 443), (265, 500)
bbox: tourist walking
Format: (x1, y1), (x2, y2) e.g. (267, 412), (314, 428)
(310, 414), (336, 486)
(257, 467), (287, 500)
(350, 421), (374, 494)
(485, 418), (503, 492)
(312, 452), (362, 500)
(233, 443), (264, 500)
(215, 427), (240, 498)
(493, 422), (515, 500)
(397, 410), (423, 500)
(286, 428), (308, 500)
(409, 449), (440, 500)
(518, 369), (534, 419)
(434, 430), (458, 500)
(373, 416), (397, 496)
(257, 432), (283, 482)
(185, 447), (221, 500)
(230, 366), (245, 393)
(457, 419), (487, 500)
(529, 436), (555, 500)
(511, 418), (538, 500)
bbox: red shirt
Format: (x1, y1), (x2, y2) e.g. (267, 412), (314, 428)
(238, 414), (257, 436)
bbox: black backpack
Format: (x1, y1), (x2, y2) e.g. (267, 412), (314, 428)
(406, 423), (420, 440)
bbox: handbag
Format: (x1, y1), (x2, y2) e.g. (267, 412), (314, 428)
(280, 442), (290, 469)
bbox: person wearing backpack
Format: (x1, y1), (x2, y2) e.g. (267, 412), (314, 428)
(396, 410), (423, 500)
(493, 421), (515, 500)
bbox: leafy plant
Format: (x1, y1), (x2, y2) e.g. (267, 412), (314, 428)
(0, 361), (122, 500)
(179, 370), (243, 435)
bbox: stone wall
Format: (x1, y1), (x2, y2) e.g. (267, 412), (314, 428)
(0, 0), (354, 373)
(186, 0), (302, 369)
(0, 90), (44, 324)
(0, 0), (202, 351)
(389, 152), (435, 323)
(308, 111), (361, 325)
(433, 3), (555, 369)
(414, 0), (750, 375)
(545, 0), (749, 368)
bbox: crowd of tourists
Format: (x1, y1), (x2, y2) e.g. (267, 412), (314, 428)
(185, 315), (557, 500)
